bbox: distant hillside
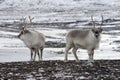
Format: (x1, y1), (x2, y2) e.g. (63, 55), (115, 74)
(0, 0), (120, 24)
(0, 0), (119, 11)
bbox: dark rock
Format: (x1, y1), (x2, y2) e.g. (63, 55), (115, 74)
(0, 60), (120, 79)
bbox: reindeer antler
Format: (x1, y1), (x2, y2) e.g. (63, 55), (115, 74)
(28, 16), (34, 23)
(19, 16), (27, 30)
(21, 16), (26, 23)
(100, 15), (104, 28)
(91, 15), (95, 28)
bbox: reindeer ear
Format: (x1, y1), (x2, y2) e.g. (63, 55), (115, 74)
(100, 28), (103, 32)
(92, 28), (95, 32)
(21, 26), (26, 31)
(98, 27), (103, 33)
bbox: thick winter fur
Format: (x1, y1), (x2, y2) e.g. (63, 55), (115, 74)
(65, 28), (102, 63)
(18, 29), (45, 61)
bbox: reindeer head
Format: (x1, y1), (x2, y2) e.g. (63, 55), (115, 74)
(18, 25), (30, 38)
(18, 16), (34, 38)
(91, 15), (103, 38)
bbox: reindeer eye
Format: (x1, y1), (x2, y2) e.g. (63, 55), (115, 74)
(21, 31), (23, 34)
(20, 31), (24, 35)
(96, 31), (98, 33)
(95, 31), (99, 34)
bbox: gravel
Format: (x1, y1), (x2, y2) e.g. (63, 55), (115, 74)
(0, 60), (120, 80)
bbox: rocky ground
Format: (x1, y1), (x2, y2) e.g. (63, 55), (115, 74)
(0, 60), (120, 80)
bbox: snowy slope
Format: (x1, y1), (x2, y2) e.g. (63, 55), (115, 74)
(0, 0), (120, 10)
(0, 0), (120, 23)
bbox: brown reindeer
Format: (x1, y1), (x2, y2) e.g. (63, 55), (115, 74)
(18, 16), (45, 61)
(65, 16), (103, 65)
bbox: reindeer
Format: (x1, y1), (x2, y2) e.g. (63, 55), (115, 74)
(65, 16), (103, 65)
(18, 16), (45, 61)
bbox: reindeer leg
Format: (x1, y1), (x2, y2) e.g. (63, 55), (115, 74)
(91, 50), (94, 63)
(72, 47), (79, 62)
(30, 49), (33, 61)
(33, 49), (37, 61)
(40, 48), (43, 60)
(37, 49), (40, 61)
(64, 44), (72, 62)
(88, 49), (94, 64)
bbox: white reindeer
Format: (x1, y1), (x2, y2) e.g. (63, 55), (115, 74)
(65, 16), (103, 65)
(18, 16), (45, 61)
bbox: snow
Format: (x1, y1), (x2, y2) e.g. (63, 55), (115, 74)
(0, 0), (120, 23)
(0, 0), (120, 62)
(0, 30), (120, 62)
(0, 0), (119, 10)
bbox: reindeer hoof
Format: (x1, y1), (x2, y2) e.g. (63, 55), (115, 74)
(87, 62), (94, 67)
(91, 60), (95, 63)
(39, 59), (42, 61)
(75, 60), (79, 62)
(64, 59), (68, 62)
(30, 59), (33, 61)
(88, 60), (94, 63)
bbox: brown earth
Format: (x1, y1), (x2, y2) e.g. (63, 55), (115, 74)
(0, 60), (120, 80)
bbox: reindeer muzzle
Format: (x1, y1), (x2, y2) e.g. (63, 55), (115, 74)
(95, 34), (99, 38)
(18, 35), (20, 38)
